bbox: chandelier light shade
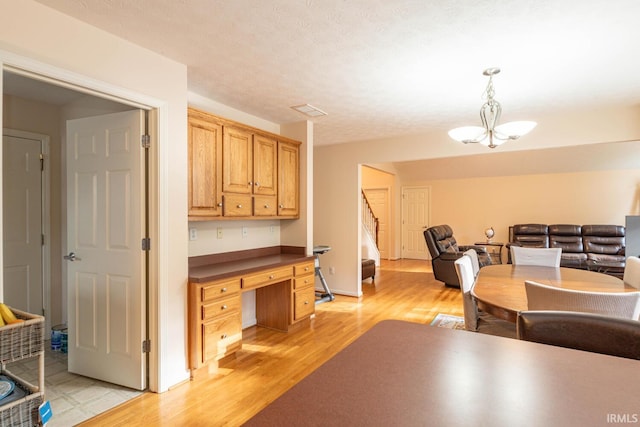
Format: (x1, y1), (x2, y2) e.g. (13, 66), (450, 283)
(449, 68), (536, 148)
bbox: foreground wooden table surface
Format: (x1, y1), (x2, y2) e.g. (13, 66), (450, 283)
(246, 320), (640, 426)
(473, 264), (634, 322)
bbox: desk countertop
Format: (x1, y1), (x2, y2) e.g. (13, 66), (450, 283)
(188, 246), (313, 283)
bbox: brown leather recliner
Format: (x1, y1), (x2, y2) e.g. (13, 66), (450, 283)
(424, 225), (491, 288)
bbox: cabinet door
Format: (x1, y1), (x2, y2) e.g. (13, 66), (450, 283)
(188, 114), (222, 217)
(223, 126), (253, 194)
(253, 135), (277, 196)
(277, 141), (299, 217)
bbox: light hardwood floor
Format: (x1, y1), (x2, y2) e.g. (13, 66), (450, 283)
(79, 259), (463, 426)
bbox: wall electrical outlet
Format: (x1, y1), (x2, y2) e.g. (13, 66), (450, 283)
(217, 227), (223, 239)
(189, 228), (197, 241)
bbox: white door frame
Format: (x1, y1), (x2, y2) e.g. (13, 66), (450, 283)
(0, 55), (165, 392)
(2, 128), (51, 333)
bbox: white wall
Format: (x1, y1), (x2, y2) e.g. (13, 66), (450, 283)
(314, 106), (640, 298)
(0, 1), (188, 392)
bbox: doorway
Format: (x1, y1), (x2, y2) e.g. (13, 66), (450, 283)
(2, 130), (49, 329)
(2, 71), (149, 418)
(362, 188), (390, 259)
(401, 186), (430, 260)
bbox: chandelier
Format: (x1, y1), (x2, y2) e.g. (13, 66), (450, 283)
(448, 68), (536, 148)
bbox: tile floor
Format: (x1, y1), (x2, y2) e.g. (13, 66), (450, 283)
(7, 343), (142, 426)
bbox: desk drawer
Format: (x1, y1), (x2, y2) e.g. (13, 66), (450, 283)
(202, 313), (242, 362)
(294, 261), (314, 276)
(223, 194), (253, 217)
(242, 266), (293, 290)
(294, 275), (314, 290)
(201, 278), (241, 302)
(254, 195), (277, 216)
(293, 286), (315, 321)
(202, 294), (241, 321)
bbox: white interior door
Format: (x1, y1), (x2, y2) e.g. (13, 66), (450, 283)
(3, 134), (44, 315)
(66, 110), (146, 390)
(363, 188), (389, 259)
(402, 187), (430, 260)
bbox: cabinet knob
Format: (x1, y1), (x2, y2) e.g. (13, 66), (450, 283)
(304, 301), (309, 305)
(255, 182), (260, 187)
(304, 279), (309, 284)
(221, 334), (227, 339)
(221, 304), (228, 310)
(269, 275), (274, 279)
(305, 267), (309, 271)
(221, 287), (227, 293)
(217, 202), (223, 207)
(264, 204), (269, 208)
(248, 181), (253, 185)
(279, 204), (284, 208)
(237, 204), (242, 208)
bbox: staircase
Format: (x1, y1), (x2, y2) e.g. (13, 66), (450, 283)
(361, 190), (380, 269)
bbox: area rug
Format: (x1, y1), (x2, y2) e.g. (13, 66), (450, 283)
(430, 313), (466, 330)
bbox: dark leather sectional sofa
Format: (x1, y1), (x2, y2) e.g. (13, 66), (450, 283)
(508, 223), (626, 277)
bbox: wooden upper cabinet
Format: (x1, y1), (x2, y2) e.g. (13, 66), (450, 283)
(188, 112), (223, 218)
(278, 141), (299, 218)
(187, 107), (300, 220)
(223, 126), (253, 194)
(253, 135), (277, 196)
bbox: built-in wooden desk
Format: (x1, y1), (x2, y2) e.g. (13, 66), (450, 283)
(188, 246), (315, 376)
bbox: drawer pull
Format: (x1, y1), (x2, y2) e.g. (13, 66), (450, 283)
(237, 204), (242, 208)
(264, 204), (269, 208)
(221, 334), (227, 339)
(305, 267), (310, 271)
(269, 275), (274, 279)
(304, 301), (309, 305)
(221, 287), (227, 293)
(221, 304), (228, 310)
(304, 279), (309, 284)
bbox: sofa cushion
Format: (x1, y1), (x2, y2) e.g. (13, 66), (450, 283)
(512, 224), (549, 247)
(582, 225), (625, 255)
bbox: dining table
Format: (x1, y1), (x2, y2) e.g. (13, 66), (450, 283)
(244, 319), (640, 426)
(472, 264), (637, 322)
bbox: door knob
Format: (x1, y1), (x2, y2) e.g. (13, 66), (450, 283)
(64, 252), (82, 261)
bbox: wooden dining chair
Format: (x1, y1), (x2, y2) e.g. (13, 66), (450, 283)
(524, 280), (640, 320)
(454, 255), (515, 337)
(517, 310), (640, 360)
(623, 255), (640, 289)
(511, 246), (562, 267)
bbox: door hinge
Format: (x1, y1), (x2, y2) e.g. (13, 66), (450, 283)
(142, 340), (151, 353)
(141, 134), (151, 149)
(142, 237), (151, 251)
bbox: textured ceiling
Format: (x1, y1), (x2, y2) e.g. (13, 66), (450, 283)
(32, 0), (640, 146)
